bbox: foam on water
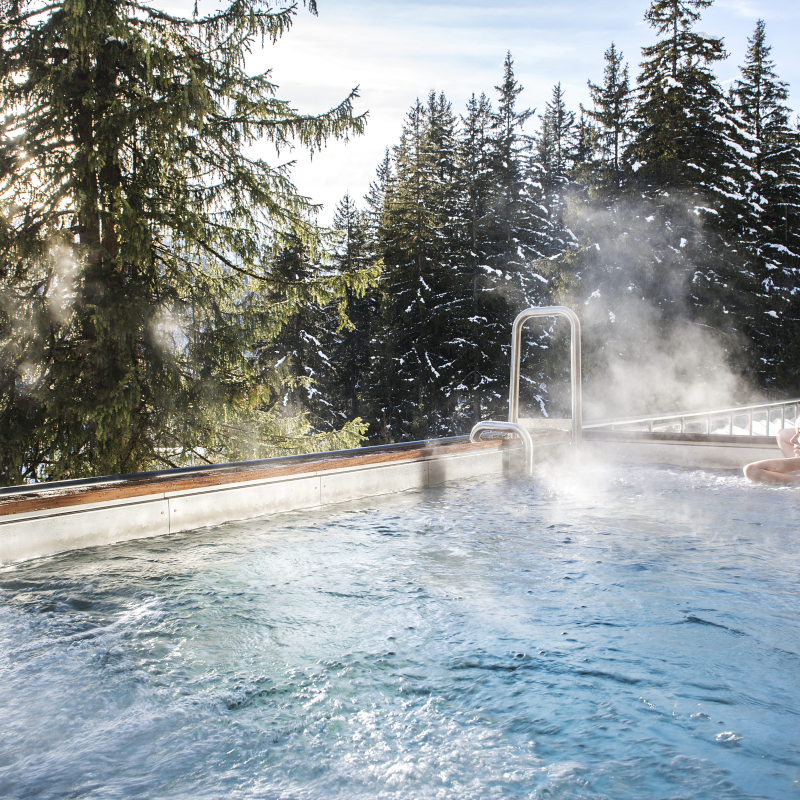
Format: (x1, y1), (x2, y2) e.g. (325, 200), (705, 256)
(1, 463), (799, 799)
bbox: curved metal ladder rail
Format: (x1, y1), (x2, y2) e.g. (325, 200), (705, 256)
(470, 306), (583, 473)
(469, 421), (534, 474)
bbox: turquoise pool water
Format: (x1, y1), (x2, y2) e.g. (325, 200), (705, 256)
(1, 464), (799, 798)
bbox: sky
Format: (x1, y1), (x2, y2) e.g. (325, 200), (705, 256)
(245, 0), (800, 225)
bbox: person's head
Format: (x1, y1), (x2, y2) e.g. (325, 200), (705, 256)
(791, 423), (800, 455)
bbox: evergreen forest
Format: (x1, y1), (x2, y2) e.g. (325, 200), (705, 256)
(1, 0), (798, 483)
(279, 4), (800, 443)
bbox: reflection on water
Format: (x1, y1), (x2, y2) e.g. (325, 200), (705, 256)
(1, 464), (799, 799)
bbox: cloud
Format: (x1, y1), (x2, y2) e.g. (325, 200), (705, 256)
(177, 0), (800, 223)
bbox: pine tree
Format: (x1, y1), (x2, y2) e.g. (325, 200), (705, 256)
(357, 150), (395, 440)
(0, 0), (375, 483)
(455, 92), (506, 424)
(627, 0), (758, 361)
(732, 20), (800, 271)
(363, 149), (393, 245)
(326, 193), (378, 425)
(585, 43), (632, 186)
(535, 82), (578, 255)
(732, 20), (800, 386)
(375, 97), (458, 438)
(557, 0), (762, 416)
(572, 109), (598, 176)
(631, 0), (727, 188)
(487, 53), (550, 270)
(268, 197), (378, 440)
(261, 235), (333, 423)
(481, 56), (557, 418)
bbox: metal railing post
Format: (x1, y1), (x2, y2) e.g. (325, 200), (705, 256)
(508, 306), (582, 444)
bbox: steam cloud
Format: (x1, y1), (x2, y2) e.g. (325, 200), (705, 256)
(538, 194), (761, 422)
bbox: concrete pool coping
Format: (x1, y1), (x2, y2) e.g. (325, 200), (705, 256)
(0, 433), (556, 565)
(0, 429), (780, 565)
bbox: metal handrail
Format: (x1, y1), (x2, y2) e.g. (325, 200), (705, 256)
(470, 421), (534, 473)
(508, 306), (582, 444)
(584, 398), (800, 435)
(469, 306), (582, 472)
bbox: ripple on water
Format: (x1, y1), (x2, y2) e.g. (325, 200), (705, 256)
(1, 464), (799, 799)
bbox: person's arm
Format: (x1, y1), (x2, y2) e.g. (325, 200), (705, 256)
(744, 456), (800, 484)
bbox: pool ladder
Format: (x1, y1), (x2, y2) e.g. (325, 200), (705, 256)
(470, 306), (582, 472)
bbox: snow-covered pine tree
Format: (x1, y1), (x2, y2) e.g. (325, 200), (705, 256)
(633, 1), (721, 178)
(261, 235), (336, 424)
(487, 54), (550, 270)
(561, 40), (654, 358)
(358, 151), (396, 440)
(551, 44), (638, 389)
(535, 82), (578, 256)
(481, 55), (556, 418)
(229, 231), (370, 461)
(527, 82), (601, 417)
(374, 95), (461, 439)
(732, 20), (800, 387)
(732, 23), (800, 271)
(266, 194), (380, 436)
(326, 193), (379, 426)
(572, 109), (599, 181)
(627, 0), (758, 368)
(453, 92), (509, 424)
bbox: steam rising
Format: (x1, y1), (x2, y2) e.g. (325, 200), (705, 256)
(580, 296), (756, 421)
(547, 195), (760, 422)
(47, 245), (78, 326)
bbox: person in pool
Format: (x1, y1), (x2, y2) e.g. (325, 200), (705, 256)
(743, 424), (800, 484)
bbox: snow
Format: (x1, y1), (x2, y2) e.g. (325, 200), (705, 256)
(425, 352), (440, 378)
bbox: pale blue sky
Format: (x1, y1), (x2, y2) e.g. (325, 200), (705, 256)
(250, 0), (799, 223)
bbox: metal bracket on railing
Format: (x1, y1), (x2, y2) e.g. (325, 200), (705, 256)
(470, 421), (534, 474)
(508, 306), (582, 444)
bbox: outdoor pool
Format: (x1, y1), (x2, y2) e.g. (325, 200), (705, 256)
(1, 463), (799, 799)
